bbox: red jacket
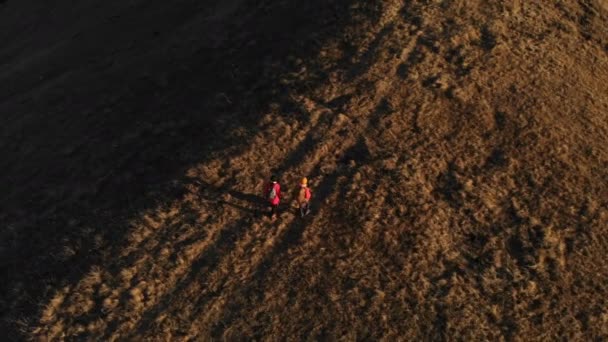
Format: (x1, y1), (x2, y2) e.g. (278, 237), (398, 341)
(265, 182), (281, 205)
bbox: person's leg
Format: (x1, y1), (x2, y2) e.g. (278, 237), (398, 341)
(271, 204), (279, 217)
(301, 202), (310, 217)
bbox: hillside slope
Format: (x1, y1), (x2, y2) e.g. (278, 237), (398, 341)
(1, 0), (608, 340)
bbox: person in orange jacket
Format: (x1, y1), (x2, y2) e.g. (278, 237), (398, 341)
(265, 174), (281, 218)
(298, 177), (312, 217)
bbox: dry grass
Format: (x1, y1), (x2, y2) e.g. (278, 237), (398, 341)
(1, 0), (608, 340)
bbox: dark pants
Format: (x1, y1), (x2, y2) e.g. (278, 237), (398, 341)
(300, 202), (310, 217)
(269, 203), (279, 217)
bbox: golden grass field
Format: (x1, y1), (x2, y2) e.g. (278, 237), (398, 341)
(1, 0), (607, 340)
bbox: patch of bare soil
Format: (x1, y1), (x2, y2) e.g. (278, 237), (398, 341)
(1, 0), (608, 340)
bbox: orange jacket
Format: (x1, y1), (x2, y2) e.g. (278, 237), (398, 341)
(298, 185), (311, 204)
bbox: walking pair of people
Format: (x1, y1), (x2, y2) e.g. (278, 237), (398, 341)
(265, 175), (311, 219)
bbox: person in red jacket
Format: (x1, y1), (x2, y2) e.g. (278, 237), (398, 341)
(265, 175), (281, 219)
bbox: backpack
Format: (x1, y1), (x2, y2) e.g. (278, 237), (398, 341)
(268, 183), (277, 200)
(299, 186), (311, 202)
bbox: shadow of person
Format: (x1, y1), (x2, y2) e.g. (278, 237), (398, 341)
(226, 188), (265, 206)
(192, 179), (264, 216)
(218, 200), (259, 215)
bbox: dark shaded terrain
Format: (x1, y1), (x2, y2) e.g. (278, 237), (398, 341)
(0, 0), (362, 338)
